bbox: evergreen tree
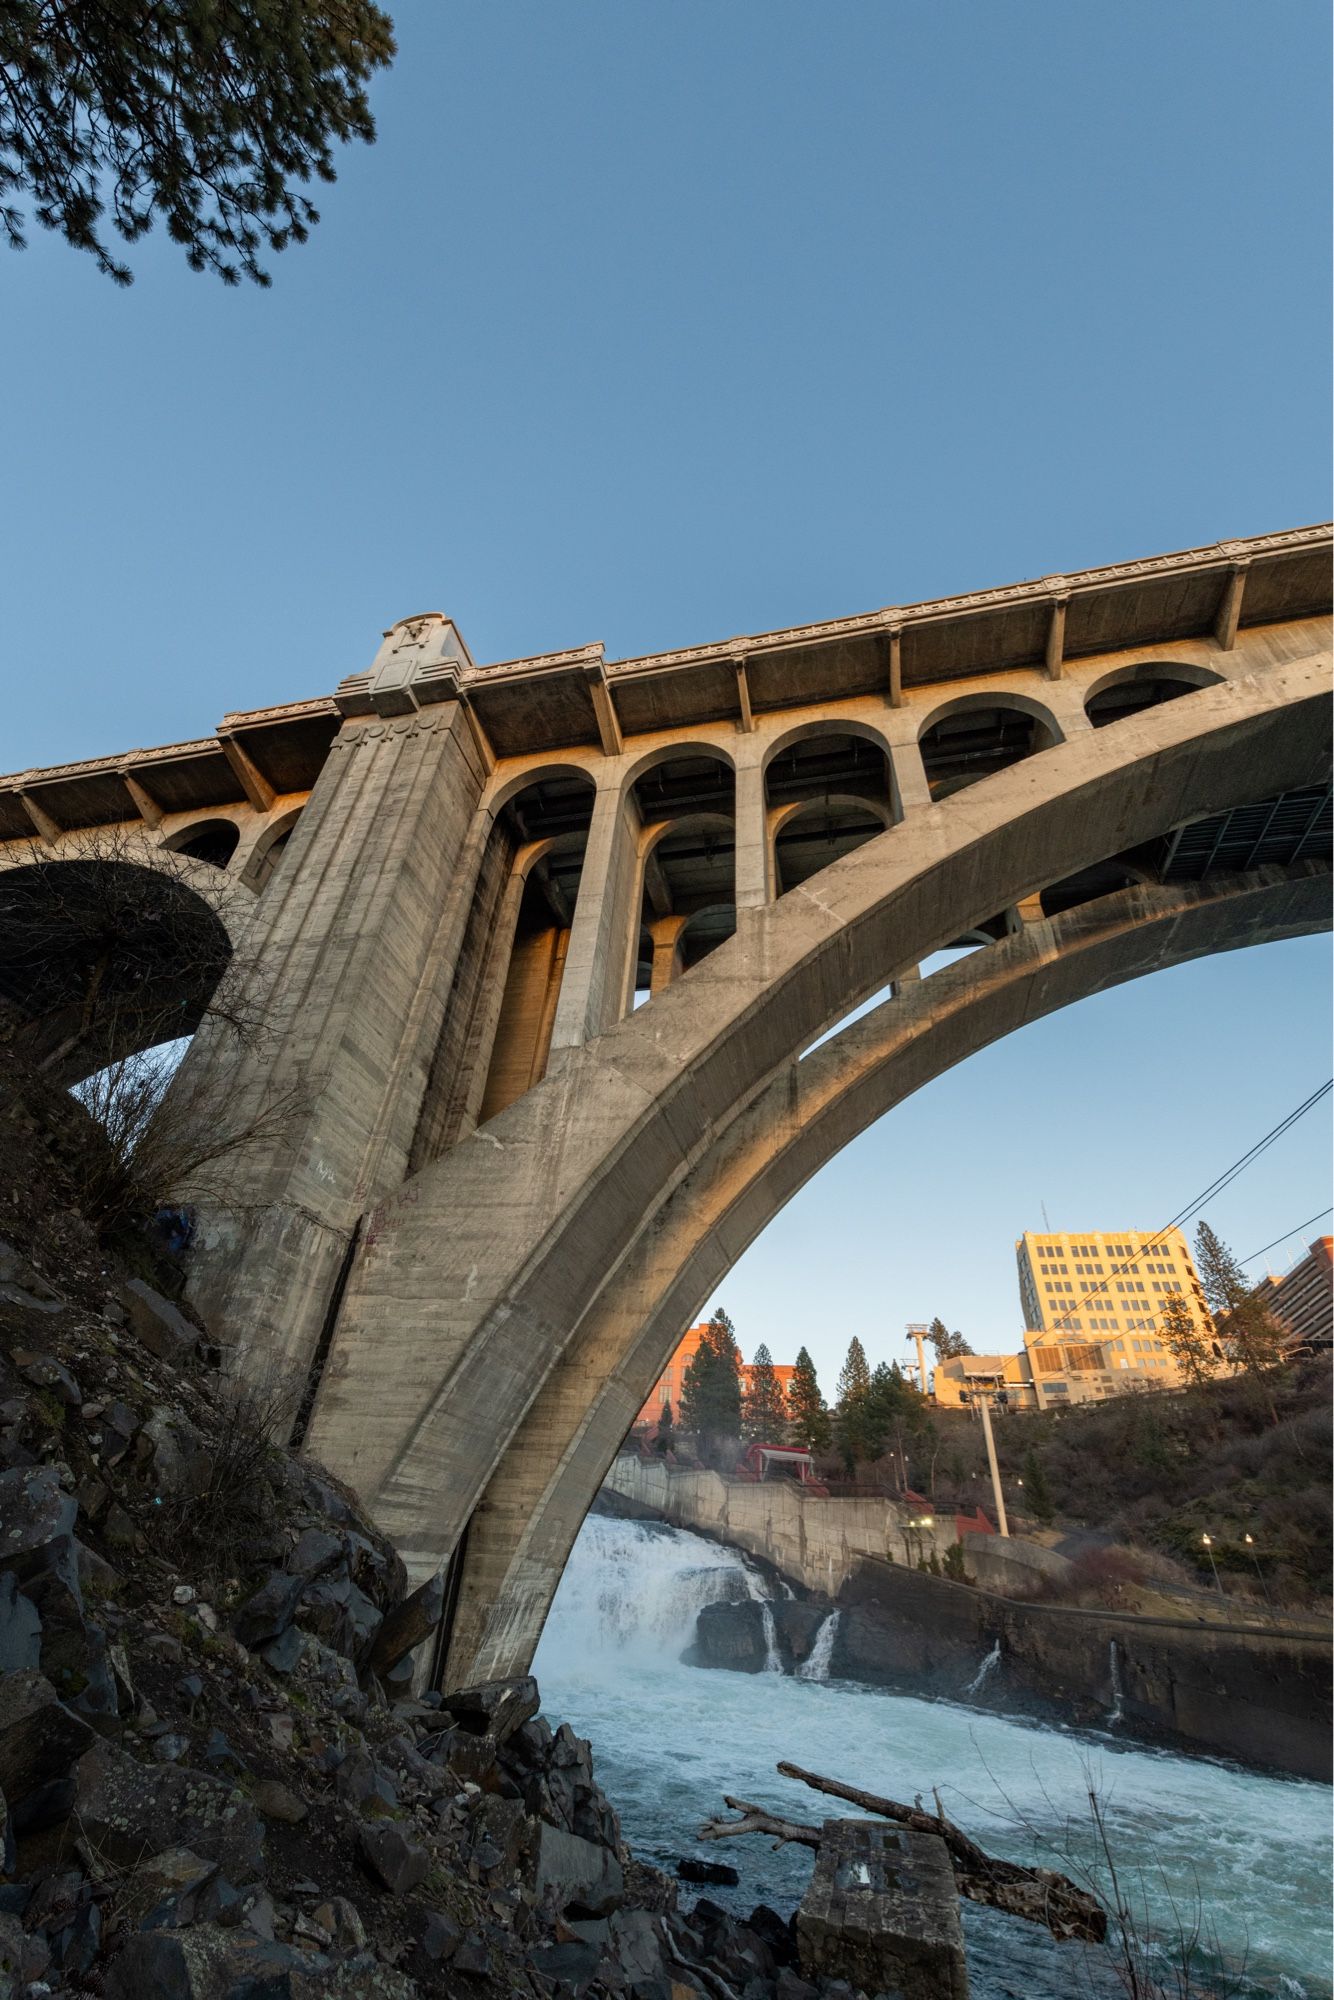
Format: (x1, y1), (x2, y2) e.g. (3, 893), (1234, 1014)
(742, 1343), (788, 1441)
(1, 0), (396, 285)
(1021, 1448), (1055, 1525)
(653, 1398), (675, 1454)
(836, 1337), (871, 1403)
(1157, 1291), (1217, 1390)
(679, 1310), (743, 1452)
(1194, 1222), (1287, 1403)
(927, 1316), (973, 1361)
(833, 1338), (876, 1473)
(786, 1347), (831, 1452)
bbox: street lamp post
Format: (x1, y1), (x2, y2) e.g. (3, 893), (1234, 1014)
(1243, 1534), (1274, 1619)
(1201, 1533), (1226, 1600)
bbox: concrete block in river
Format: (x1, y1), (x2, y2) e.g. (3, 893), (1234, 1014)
(797, 1818), (968, 2000)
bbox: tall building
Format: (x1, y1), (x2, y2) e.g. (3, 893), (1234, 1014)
(635, 1325), (796, 1429)
(1014, 1226), (1217, 1407)
(1249, 1237), (1332, 1354)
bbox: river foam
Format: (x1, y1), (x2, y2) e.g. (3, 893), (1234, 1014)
(534, 1513), (1333, 2000)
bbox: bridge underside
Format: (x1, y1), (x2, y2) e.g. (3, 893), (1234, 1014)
(299, 650), (1331, 1681)
(442, 858), (1328, 1683)
(5, 530), (1327, 1693)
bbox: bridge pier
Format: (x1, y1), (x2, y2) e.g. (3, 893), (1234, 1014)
(179, 703), (490, 1387)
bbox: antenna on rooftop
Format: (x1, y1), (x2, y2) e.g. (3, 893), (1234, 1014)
(1041, 1200), (1052, 1232)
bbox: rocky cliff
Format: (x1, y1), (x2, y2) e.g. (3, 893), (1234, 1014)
(0, 1217), (865, 2000)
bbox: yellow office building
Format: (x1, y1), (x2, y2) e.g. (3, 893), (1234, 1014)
(1014, 1227), (1218, 1408)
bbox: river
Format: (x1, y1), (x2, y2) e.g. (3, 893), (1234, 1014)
(532, 1514), (1332, 2000)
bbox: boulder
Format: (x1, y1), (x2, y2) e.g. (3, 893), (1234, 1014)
(692, 1599), (768, 1672)
(677, 1858), (739, 1887)
(533, 1821), (624, 1919)
(120, 1280), (202, 1366)
(0, 1670), (94, 1807)
(441, 1674), (539, 1746)
(365, 1570), (445, 1678)
(232, 1569), (305, 1650)
(0, 1571), (42, 1675)
(0, 1464), (78, 1587)
(773, 1599), (825, 1663)
(11, 1352), (81, 1408)
(73, 1741), (264, 1879)
(104, 1926), (419, 2000)
(356, 1820), (429, 1896)
(140, 1408), (214, 1500)
(251, 1779), (307, 1825)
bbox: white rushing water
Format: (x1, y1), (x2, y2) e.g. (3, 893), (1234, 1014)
(965, 1638), (1002, 1696)
(797, 1610), (840, 1682)
(534, 1514), (1333, 2000)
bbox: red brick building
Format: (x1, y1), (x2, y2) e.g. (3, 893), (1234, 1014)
(635, 1324), (796, 1429)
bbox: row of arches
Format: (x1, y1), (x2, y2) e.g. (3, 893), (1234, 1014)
(420, 662), (1223, 1148)
(160, 808), (302, 891)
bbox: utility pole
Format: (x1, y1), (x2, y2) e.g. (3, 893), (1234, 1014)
(977, 1392), (1009, 1538)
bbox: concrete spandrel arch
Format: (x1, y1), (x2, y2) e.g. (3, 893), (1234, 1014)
(621, 738), (739, 797)
(240, 806), (305, 892)
(303, 655), (1331, 1573)
(442, 858), (1330, 1681)
(639, 808), (735, 862)
(1082, 660), (1226, 730)
(481, 759), (601, 823)
(759, 713), (897, 782)
(161, 817), (242, 870)
(913, 685), (1067, 746)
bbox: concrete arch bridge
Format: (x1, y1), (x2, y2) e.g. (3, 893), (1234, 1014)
(1, 526), (1329, 1684)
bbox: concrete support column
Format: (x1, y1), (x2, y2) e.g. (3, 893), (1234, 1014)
(885, 733), (932, 816)
(649, 914), (688, 995)
(733, 753), (772, 909)
(548, 776), (640, 1052)
(178, 705), (489, 1388)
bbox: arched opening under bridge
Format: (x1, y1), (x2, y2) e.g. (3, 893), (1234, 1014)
(0, 854), (234, 1086)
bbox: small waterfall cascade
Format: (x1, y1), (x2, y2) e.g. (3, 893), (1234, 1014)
(797, 1610), (841, 1682)
(760, 1603), (783, 1673)
(1107, 1639), (1125, 1727)
(965, 1640), (1002, 1697)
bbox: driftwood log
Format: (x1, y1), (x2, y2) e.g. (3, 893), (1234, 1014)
(698, 1760), (1106, 1945)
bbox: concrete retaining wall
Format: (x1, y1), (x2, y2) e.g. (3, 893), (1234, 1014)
(837, 1558), (1332, 1783)
(604, 1456), (953, 1595)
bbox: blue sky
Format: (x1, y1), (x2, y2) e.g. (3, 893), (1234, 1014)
(5, 1), (1330, 1383)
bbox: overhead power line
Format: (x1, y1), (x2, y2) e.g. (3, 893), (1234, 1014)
(1041, 1079), (1333, 1336)
(1242, 1208), (1334, 1267)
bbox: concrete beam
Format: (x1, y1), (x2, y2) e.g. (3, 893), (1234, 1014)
(885, 626), (903, 709)
(118, 770), (164, 829)
(584, 664), (624, 758)
(733, 655), (755, 733)
(218, 734), (276, 813)
(1045, 589), (1070, 681)
(17, 791), (61, 846)
(1215, 563), (1249, 652)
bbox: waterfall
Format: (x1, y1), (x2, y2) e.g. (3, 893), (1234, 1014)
(536, 1514), (771, 1669)
(797, 1610), (841, 1681)
(760, 1602), (783, 1673)
(1107, 1639), (1125, 1727)
(966, 1640), (1002, 1696)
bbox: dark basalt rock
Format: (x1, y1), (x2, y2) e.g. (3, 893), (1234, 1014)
(677, 1857), (741, 1886)
(73, 1740), (265, 1878)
